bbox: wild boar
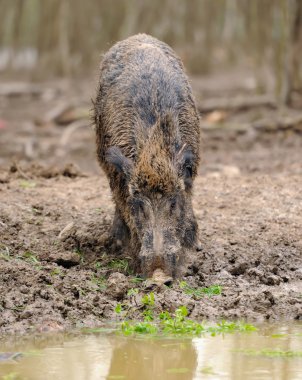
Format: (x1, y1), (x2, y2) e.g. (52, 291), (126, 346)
(94, 34), (200, 279)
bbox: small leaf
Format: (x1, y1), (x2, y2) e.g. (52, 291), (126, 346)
(115, 303), (122, 314)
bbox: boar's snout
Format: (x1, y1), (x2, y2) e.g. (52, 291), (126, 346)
(139, 228), (182, 278)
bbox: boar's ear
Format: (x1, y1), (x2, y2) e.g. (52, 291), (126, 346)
(176, 144), (194, 190)
(105, 146), (133, 178)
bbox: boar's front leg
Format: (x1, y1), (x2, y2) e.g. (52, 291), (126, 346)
(110, 209), (130, 253)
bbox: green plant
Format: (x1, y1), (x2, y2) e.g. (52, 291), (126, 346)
(160, 306), (206, 335)
(127, 288), (139, 297)
(94, 261), (102, 269)
(50, 268), (62, 276)
(22, 251), (39, 263)
(19, 251), (42, 269)
(115, 294), (257, 337)
(143, 309), (154, 321)
(91, 275), (106, 291)
(130, 276), (144, 283)
(115, 303), (123, 314)
(75, 249), (85, 264)
(121, 320), (158, 335)
(207, 320), (256, 336)
(179, 281), (222, 298)
(141, 292), (155, 307)
(108, 259), (131, 273)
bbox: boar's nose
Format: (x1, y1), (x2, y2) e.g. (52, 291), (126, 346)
(153, 227), (163, 256)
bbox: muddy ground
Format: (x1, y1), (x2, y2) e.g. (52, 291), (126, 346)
(0, 78), (302, 335)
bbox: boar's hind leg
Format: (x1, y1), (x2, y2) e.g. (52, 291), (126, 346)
(110, 209), (130, 253)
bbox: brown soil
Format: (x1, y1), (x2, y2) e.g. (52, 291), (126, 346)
(0, 80), (302, 335)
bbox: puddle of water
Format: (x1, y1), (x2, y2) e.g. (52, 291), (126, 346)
(0, 322), (301, 380)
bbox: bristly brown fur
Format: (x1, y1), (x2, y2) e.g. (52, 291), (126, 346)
(93, 34), (201, 277)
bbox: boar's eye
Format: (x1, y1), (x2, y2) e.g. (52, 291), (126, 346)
(170, 197), (177, 214)
(185, 164), (193, 178)
(177, 146), (194, 190)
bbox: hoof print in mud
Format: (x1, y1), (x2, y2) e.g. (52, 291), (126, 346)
(51, 252), (81, 268)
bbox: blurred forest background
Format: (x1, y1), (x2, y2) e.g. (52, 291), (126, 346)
(1, 0), (302, 173)
(1, 0), (302, 105)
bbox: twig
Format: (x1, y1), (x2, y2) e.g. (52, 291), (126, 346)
(13, 161), (31, 180)
(197, 95), (277, 113)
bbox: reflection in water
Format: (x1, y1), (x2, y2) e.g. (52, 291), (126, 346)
(0, 335), (112, 380)
(0, 323), (301, 380)
(107, 337), (197, 379)
(193, 324), (302, 380)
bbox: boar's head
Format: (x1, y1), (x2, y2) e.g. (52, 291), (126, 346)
(106, 115), (197, 278)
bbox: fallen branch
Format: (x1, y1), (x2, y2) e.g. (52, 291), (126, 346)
(198, 95), (277, 113)
(11, 161), (31, 180)
(36, 103), (90, 126)
(201, 113), (302, 133)
(59, 120), (88, 146)
(36, 101), (74, 126)
(0, 82), (47, 97)
(252, 113), (302, 131)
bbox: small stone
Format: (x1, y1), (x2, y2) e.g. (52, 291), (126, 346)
(62, 163), (83, 178)
(58, 222), (75, 241)
(20, 285), (29, 294)
(264, 291), (275, 305)
(106, 272), (129, 300)
(219, 269), (233, 279)
(295, 268), (302, 280)
(39, 289), (50, 300)
(221, 165), (241, 177)
(230, 262), (248, 276)
(0, 172), (9, 183)
(247, 268), (263, 278)
(20, 309), (33, 319)
(207, 164), (241, 178)
(263, 275), (281, 286)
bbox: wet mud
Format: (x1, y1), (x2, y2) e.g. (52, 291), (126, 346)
(0, 83), (302, 335)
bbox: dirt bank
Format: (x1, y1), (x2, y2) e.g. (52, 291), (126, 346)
(0, 79), (302, 335)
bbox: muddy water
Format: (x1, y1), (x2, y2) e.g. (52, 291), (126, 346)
(0, 323), (301, 380)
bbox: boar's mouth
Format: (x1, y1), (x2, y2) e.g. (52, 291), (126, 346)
(150, 268), (173, 286)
